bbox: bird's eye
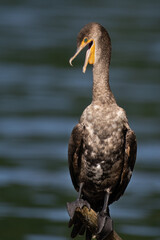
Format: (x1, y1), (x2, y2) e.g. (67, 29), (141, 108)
(84, 37), (88, 43)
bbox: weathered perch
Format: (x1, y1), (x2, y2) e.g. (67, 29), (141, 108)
(69, 205), (123, 240)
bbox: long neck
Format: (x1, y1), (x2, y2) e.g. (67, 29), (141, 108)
(92, 61), (115, 104)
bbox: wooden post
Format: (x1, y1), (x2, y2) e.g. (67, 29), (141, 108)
(69, 205), (123, 240)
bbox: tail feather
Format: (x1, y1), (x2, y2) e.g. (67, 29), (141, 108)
(70, 218), (82, 238)
(85, 228), (92, 240)
(79, 224), (85, 235)
(69, 216), (92, 239)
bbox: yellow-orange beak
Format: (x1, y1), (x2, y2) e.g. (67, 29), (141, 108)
(69, 39), (95, 73)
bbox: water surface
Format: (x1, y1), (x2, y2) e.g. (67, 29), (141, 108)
(0, 1), (160, 240)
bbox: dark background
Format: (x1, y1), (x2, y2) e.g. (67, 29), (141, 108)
(0, 0), (160, 240)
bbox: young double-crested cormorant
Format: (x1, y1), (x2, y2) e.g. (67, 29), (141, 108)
(67, 22), (137, 240)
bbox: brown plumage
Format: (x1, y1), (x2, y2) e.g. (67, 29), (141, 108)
(67, 22), (137, 240)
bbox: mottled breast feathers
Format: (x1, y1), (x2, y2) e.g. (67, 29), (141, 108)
(68, 105), (137, 206)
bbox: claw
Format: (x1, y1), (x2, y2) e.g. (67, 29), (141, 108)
(67, 199), (90, 219)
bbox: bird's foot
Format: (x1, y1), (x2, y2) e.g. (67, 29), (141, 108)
(97, 211), (113, 240)
(67, 199), (90, 219)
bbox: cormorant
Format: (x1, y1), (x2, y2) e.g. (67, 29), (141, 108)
(67, 22), (137, 240)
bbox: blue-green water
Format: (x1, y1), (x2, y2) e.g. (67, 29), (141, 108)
(0, 1), (160, 240)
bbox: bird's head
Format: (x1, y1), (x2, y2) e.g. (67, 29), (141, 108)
(69, 22), (111, 73)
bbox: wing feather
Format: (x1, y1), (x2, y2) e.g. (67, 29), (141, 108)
(110, 126), (137, 203)
(68, 123), (83, 192)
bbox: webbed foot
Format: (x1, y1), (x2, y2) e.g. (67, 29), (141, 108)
(97, 211), (113, 240)
(67, 199), (90, 219)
